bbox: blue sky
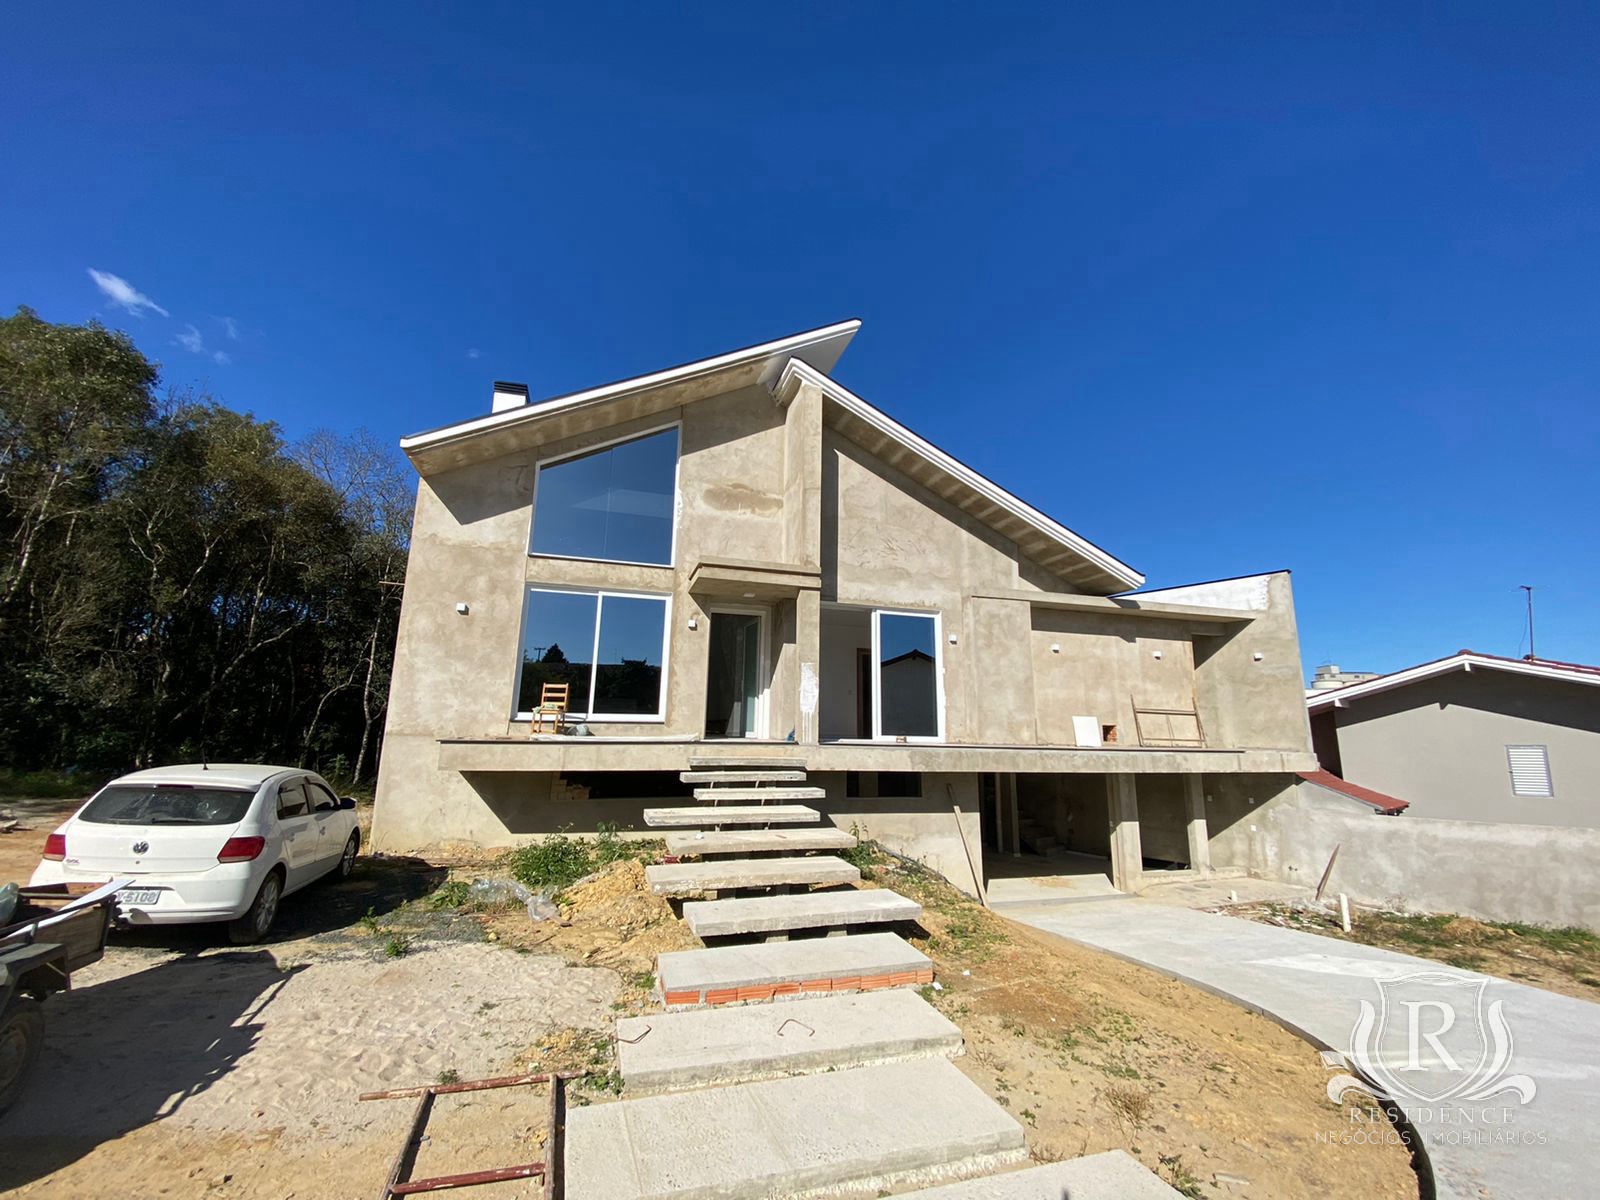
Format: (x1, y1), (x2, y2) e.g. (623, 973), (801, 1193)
(4, 3), (1597, 675)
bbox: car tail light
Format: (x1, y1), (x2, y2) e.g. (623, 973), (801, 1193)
(217, 836), (266, 863)
(43, 832), (66, 861)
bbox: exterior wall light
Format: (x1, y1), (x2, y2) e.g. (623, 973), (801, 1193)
(1252, 651), (1264, 662)
(1050, 643), (1061, 654)
(455, 602), (470, 616)
(947, 633), (958, 645)
(1152, 649), (1163, 660)
(687, 616), (698, 631)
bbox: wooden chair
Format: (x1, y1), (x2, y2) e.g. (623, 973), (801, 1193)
(530, 683), (570, 735)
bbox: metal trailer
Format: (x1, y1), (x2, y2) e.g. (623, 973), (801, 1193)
(0, 878), (127, 1116)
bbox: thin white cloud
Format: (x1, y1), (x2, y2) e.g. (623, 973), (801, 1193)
(217, 316), (240, 340)
(173, 323), (230, 366)
(87, 268), (169, 318)
(466, 348), (482, 360)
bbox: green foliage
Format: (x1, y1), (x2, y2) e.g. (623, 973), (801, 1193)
(427, 880), (474, 910)
(384, 934), (412, 958)
(0, 768), (109, 799)
(503, 824), (659, 895)
(0, 307), (410, 778)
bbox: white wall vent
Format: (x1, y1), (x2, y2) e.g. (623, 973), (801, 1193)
(1506, 745), (1553, 797)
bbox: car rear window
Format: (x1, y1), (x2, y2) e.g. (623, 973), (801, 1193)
(78, 785), (256, 826)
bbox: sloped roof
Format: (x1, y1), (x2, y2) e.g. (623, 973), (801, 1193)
(1298, 769), (1409, 814)
(1306, 649), (1600, 713)
(400, 321), (1144, 594)
(400, 320), (861, 472)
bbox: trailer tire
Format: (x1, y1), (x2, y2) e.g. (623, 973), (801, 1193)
(0, 997), (45, 1118)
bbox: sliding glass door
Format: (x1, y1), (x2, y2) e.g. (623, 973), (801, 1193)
(871, 610), (942, 741)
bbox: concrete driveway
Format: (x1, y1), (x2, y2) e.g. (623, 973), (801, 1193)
(1002, 898), (1600, 1200)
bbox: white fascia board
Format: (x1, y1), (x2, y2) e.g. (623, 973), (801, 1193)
(774, 359), (1144, 590)
(400, 319), (861, 454)
(1306, 652), (1600, 712)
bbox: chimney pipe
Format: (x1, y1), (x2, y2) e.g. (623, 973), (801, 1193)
(492, 381), (529, 413)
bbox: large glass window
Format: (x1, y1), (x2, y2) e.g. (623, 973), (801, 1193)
(530, 428), (678, 565)
(518, 588), (669, 720)
(874, 611), (941, 740)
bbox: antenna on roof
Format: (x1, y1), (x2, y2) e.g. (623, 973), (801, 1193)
(1520, 585), (1536, 661)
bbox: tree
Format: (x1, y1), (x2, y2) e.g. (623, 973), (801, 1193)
(0, 307), (410, 784)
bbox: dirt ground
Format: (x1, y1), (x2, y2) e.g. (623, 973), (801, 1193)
(865, 855), (1422, 1199)
(1223, 899), (1600, 1003)
(0, 811), (625, 1200)
(2, 808), (1420, 1200)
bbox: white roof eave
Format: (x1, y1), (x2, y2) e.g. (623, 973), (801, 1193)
(400, 319), (861, 457)
(1306, 652), (1600, 711)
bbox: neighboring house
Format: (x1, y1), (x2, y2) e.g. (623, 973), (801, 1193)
(372, 320), (1318, 895)
(1307, 650), (1600, 827)
(1306, 662), (1378, 693)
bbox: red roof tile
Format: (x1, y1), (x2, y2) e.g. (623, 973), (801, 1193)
(1297, 769), (1409, 814)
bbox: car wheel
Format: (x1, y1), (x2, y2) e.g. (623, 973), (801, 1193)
(336, 831), (360, 879)
(0, 997), (45, 1118)
(228, 871), (282, 945)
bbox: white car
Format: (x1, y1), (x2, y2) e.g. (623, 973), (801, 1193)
(28, 764), (361, 944)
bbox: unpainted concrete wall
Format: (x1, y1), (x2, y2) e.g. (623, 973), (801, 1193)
(1329, 670), (1600, 827)
(1228, 781), (1600, 930)
(375, 363), (1316, 850)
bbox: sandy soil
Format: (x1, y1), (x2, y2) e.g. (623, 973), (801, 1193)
(0, 829), (621, 1199)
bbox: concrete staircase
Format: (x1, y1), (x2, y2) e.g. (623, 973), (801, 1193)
(1016, 813), (1059, 855)
(560, 770), (1181, 1199)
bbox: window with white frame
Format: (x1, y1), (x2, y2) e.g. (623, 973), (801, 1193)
(517, 588), (670, 721)
(1506, 744), (1553, 797)
(872, 610), (943, 740)
(529, 427), (678, 565)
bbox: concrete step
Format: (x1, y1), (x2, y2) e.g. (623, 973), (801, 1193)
(682, 888), (922, 939)
(645, 856), (860, 897)
(616, 988), (962, 1094)
(895, 1152), (1184, 1198)
(644, 804), (819, 828)
(679, 769), (809, 784)
(692, 785), (826, 803)
(564, 1057), (1025, 1200)
(657, 931), (931, 1007)
(665, 827), (857, 858)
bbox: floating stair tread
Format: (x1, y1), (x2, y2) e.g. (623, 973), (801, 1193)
(664, 828), (857, 857)
(564, 1057), (1024, 1200)
(657, 931), (930, 1003)
(645, 856), (860, 896)
(644, 804), (818, 828)
(894, 1152), (1185, 1198)
(679, 770), (809, 784)
(692, 786), (826, 802)
(682, 888), (922, 938)
(617, 988), (962, 1093)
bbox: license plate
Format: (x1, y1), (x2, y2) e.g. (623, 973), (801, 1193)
(120, 889), (163, 906)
